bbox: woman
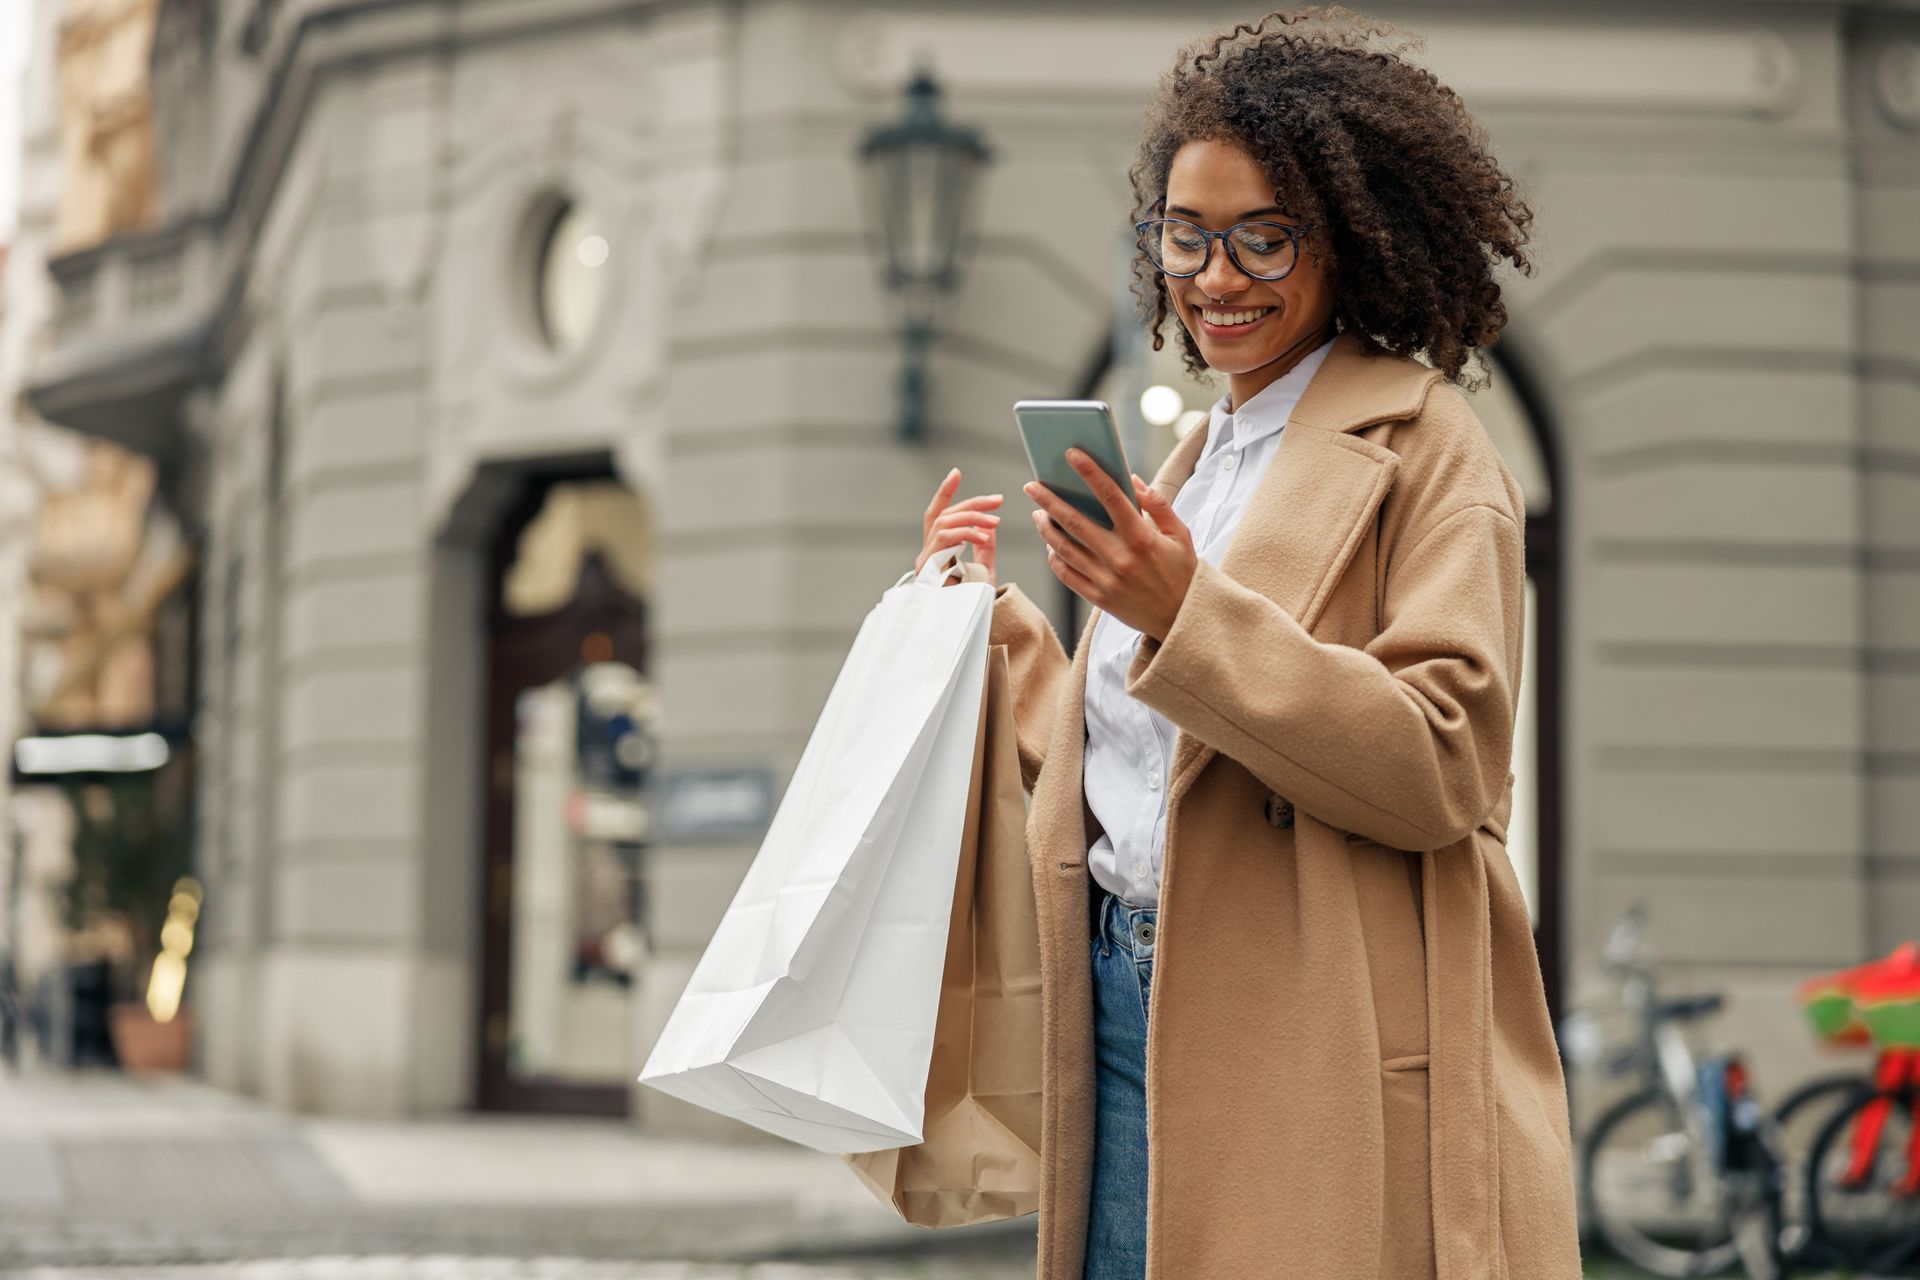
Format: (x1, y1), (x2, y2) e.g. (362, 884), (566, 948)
(916, 10), (1579, 1280)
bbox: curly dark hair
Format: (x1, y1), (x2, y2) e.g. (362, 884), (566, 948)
(1130, 8), (1534, 387)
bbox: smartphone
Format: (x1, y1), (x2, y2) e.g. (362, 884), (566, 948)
(1013, 399), (1139, 531)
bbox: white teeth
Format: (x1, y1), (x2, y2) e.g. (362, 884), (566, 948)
(1201, 307), (1271, 326)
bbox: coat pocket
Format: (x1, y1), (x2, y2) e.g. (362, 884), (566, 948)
(1381, 1059), (1437, 1279)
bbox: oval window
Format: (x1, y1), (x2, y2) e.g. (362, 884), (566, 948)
(531, 199), (609, 351)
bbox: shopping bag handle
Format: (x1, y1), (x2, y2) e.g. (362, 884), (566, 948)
(895, 542), (975, 590)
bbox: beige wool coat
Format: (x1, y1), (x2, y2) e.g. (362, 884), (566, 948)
(986, 332), (1582, 1279)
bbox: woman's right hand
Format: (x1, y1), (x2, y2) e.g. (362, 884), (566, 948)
(916, 467), (1003, 585)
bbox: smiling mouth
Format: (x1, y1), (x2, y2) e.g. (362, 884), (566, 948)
(1197, 305), (1274, 330)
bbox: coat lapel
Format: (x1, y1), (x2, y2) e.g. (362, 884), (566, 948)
(1154, 333), (1440, 798)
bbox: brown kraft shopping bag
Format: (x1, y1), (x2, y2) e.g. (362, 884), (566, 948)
(843, 642), (1042, 1226)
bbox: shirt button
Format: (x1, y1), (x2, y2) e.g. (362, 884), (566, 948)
(1147, 773), (1161, 791)
(1222, 454), (1238, 471)
(1134, 860), (1150, 879)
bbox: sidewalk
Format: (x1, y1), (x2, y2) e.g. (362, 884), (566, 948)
(0, 1070), (1033, 1271)
(8, 1071), (1895, 1279)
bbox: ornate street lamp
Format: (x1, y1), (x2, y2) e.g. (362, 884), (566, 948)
(858, 72), (992, 442)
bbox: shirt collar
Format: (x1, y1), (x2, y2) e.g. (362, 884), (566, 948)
(1201, 335), (1339, 459)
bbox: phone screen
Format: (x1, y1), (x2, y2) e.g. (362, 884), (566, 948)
(1013, 400), (1138, 531)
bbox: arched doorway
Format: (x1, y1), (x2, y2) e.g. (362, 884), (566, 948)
(476, 474), (657, 1115)
(1473, 348), (1565, 1018)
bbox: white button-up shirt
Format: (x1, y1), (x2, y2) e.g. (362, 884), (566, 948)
(1083, 337), (1336, 906)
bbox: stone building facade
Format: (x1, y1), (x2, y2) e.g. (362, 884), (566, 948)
(13, 0), (1920, 1121)
(3, 0), (200, 1055)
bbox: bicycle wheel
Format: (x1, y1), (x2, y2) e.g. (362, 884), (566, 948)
(1767, 1072), (1867, 1264)
(1803, 1083), (1920, 1273)
(1583, 1086), (1742, 1277)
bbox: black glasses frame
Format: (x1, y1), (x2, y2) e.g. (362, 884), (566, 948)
(1134, 216), (1311, 282)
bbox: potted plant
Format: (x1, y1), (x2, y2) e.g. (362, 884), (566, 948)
(58, 750), (197, 1071)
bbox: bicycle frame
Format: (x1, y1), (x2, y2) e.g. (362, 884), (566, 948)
(1578, 906), (1789, 1279)
(1839, 1046), (1920, 1194)
(1621, 959), (1705, 1114)
(1613, 938), (1742, 1200)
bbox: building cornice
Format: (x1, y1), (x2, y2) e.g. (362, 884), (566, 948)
(30, 0), (663, 442)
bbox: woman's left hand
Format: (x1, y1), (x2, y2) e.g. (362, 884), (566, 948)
(1025, 448), (1198, 642)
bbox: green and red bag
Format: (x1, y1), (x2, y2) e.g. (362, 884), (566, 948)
(1854, 945), (1920, 1050)
(1797, 942), (1920, 1047)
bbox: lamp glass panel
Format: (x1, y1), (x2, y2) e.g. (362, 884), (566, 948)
(903, 142), (947, 280)
(870, 139), (977, 289)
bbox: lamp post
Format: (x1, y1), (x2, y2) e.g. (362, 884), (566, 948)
(857, 72), (992, 443)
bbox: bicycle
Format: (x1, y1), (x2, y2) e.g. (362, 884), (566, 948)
(1767, 1069), (1878, 1266)
(1766, 944), (1920, 1267)
(1568, 905), (1789, 1279)
(1800, 946), (1920, 1272)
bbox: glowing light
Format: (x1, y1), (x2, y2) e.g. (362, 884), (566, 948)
(147, 952), (187, 1023)
(1139, 384), (1184, 427)
(161, 919), (195, 956)
(576, 234), (609, 268)
(1175, 409), (1209, 438)
(147, 875), (202, 1023)
(14, 732), (169, 774)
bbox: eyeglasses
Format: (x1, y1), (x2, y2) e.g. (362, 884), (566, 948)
(1134, 216), (1309, 282)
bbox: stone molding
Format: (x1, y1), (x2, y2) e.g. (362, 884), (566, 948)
(1877, 40), (1920, 129)
(421, 7), (729, 536)
(835, 11), (1806, 120)
(28, 0), (660, 439)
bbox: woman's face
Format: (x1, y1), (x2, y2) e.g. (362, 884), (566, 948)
(1159, 139), (1335, 382)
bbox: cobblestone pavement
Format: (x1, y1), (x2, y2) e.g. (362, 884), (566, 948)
(0, 1252), (1890, 1280)
(0, 1071), (1032, 1271)
(1581, 1257), (1888, 1278)
(0, 1259), (1033, 1280)
(7, 1071), (1901, 1280)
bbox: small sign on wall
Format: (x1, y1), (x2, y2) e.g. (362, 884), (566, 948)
(654, 766), (777, 844)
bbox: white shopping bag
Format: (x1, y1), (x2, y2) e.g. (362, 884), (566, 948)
(639, 546), (995, 1152)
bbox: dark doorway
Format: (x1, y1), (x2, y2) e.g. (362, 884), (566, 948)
(477, 473), (654, 1116)
(1527, 504), (1566, 1020)
(1492, 346), (1567, 1022)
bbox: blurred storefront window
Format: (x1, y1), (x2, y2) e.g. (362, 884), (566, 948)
(482, 477), (653, 1114)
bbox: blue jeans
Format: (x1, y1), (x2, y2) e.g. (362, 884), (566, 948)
(1083, 892), (1156, 1280)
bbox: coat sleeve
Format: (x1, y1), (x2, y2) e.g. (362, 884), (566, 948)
(988, 581), (1072, 793)
(1122, 502), (1523, 851)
